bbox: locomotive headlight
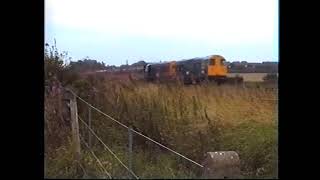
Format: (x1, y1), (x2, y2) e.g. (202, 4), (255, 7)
(186, 71), (189, 75)
(201, 70), (205, 74)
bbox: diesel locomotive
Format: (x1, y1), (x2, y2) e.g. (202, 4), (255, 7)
(144, 55), (243, 84)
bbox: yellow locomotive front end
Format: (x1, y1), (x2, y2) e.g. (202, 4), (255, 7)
(207, 55), (243, 84)
(207, 55), (227, 83)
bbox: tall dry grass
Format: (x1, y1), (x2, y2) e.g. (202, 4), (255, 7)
(45, 72), (278, 178)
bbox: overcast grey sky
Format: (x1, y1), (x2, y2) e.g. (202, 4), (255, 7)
(45, 0), (278, 66)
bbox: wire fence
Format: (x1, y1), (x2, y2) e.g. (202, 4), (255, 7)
(79, 135), (112, 179)
(78, 115), (139, 179)
(65, 87), (203, 178)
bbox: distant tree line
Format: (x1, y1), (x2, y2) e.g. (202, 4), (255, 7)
(68, 59), (106, 72)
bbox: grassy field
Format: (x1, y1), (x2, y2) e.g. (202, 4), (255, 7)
(228, 73), (278, 82)
(45, 78), (278, 179)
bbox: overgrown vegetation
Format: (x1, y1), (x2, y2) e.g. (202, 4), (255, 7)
(44, 43), (278, 179)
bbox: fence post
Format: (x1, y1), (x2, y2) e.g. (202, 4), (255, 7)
(88, 106), (92, 148)
(128, 126), (133, 179)
(69, 92), (81, 161)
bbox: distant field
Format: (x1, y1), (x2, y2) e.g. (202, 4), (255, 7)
(228, 73), (276, 82)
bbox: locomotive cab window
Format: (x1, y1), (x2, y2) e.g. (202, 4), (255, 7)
(145, 65), (150, 72)
(172, 64), (176, 70)
(221, 59), (226, 65)
(210, 59), (215, 65)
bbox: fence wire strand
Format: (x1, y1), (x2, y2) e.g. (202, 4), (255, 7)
(67, 88), (129, 129)
(78, 115), (139, 179)
(79, 135), (112, 179)
(65, 87), (203, 168)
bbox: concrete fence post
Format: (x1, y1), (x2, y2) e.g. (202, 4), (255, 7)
(202, 151), (241, 179)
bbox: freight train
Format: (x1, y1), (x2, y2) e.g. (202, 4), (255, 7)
(144, 55), (243, 85)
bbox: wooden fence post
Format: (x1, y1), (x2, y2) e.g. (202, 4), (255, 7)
(69, 92), (81, 161)
(88, 106), (92, 148)
(128, 126), (133, 179)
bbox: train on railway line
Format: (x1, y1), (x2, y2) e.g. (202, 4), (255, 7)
(143, 55), (243, 85)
